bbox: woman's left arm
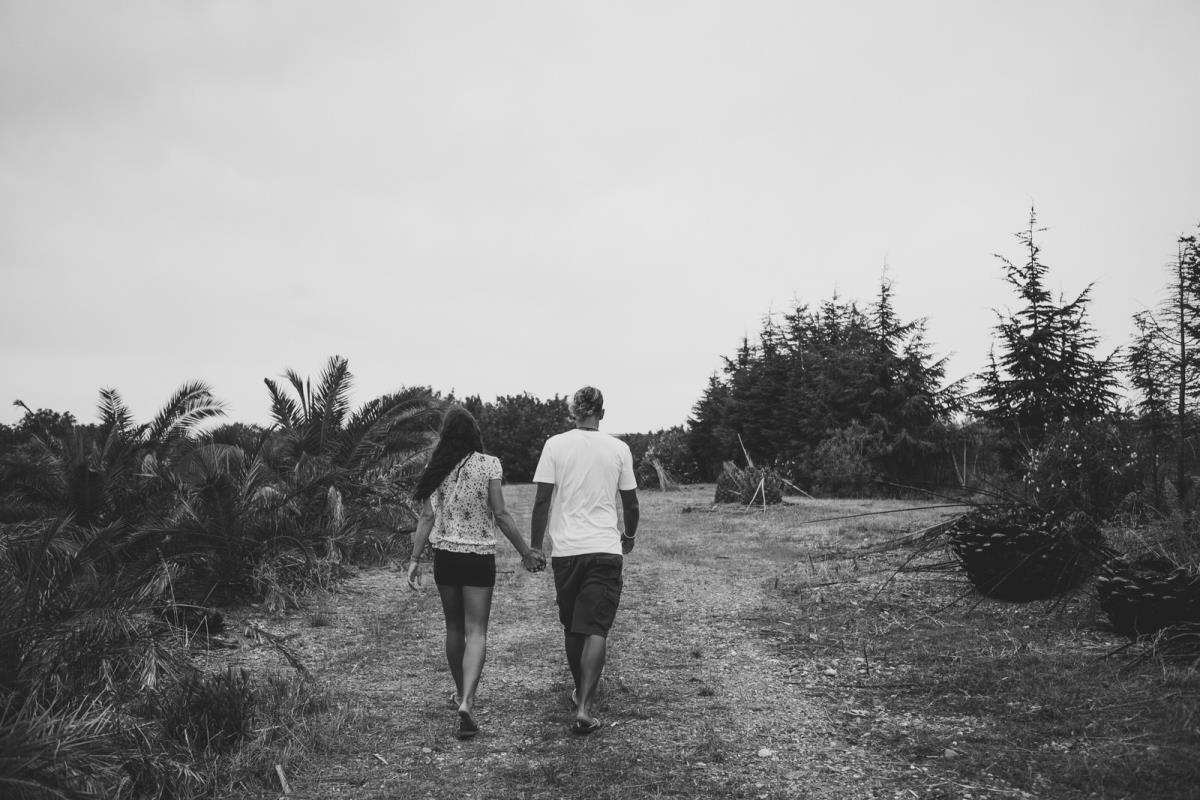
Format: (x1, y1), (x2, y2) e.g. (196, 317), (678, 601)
(488, 479), (544, 572)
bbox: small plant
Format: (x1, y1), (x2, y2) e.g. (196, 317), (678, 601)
(160, 667), (256, 755)
(158, 602), (226, 638)
(308, 591), (337, 628)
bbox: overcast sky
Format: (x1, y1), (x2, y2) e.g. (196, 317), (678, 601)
(3, 1), (1199, 434)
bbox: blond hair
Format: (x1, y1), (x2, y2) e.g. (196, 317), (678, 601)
(569, 386), (604, 420)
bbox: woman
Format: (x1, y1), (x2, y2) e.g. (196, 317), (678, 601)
(407, 406), (545, 739)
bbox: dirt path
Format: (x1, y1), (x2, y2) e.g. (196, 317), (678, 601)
(228, 485), (917, 800)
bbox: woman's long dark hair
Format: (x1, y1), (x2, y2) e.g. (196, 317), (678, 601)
(413, 406), (485, 502)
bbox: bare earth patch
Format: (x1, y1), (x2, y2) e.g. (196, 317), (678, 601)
(207, 486), (1200, 800)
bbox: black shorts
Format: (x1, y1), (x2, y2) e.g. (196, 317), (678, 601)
(552, 553), (623, 637)
(433, 549), (496, 588)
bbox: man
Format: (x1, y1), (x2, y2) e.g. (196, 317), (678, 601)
(531, 386), (639, 735)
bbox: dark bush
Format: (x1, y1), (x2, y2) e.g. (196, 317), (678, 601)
(1096, 555), (1200, 637)
(1023, 421), (1142, 521)
(949, 505), (1110, 601)
(805, 423), (883, 497)
(461, 393), (571, 482)
(629, 426), (701, 489)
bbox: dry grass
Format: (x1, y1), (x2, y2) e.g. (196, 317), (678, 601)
(203, 485), (1199, 800)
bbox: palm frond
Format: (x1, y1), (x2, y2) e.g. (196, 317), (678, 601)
(283, 369), (311, 422)
(315, 356), (353, 428)
(0, 444), (67, 515)
(95, 388), (138, 443)
(144, 381), (226, 448)
(264, 378), (302, 431)
(0, 694), (129, 800)
(23, 606), (184, 700)
(342, 389), (438, 470)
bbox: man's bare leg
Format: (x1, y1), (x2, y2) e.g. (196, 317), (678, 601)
(574, 634), (606, 726)
(564, 632), (585, 696)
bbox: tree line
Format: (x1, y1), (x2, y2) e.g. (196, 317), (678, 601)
(687, 209), (1195, 519)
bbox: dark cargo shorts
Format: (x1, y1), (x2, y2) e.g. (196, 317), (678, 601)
(552, 553), (623, 637)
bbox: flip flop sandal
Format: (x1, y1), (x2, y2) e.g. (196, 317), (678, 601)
(456, 710), (479, 740)
(571, 717), (601, 736)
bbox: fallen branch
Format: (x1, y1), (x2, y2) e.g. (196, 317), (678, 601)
(275, 764), (292, 795)
(246, 622), (312, 681)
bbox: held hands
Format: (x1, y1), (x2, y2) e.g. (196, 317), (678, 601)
(522, 548), (547, 573)
(621, 534), (635, 555)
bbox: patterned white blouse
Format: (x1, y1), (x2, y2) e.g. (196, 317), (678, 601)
(429, 452), (503, 555)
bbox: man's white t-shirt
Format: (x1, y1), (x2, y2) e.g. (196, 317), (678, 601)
(532, 429), (637, 557)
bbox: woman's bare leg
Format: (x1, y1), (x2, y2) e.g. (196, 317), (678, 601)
(436, 584), (466, 700)
(458, 585), (494, 714)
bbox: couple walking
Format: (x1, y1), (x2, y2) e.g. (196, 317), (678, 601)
(406, 386), (640, 739)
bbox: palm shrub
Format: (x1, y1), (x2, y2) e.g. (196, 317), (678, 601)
(263, 357), (437, 485)
(0, 517), (185, 701)
(141, 439), (300, 606)
(0, 694), (142, 800)
(0, 516), (201, 799)
(0, 384), (225, 527)
(263, 357), (437, 568)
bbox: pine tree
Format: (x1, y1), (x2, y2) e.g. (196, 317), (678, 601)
(687, 283), (957, 489)
(1128, 311), (1172, 504)
(977, 208), (1118, 455)
(1125, 229), (1200, 504)
(687, 374), (735, 479)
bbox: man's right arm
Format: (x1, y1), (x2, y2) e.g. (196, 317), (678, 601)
(531, 482), (555, 551)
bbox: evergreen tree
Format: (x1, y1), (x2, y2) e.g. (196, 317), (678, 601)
(687, 374), (735, 478)
(977, 208), (1119, 456)
(1128, 310), (1173, 504)
(686, 280), (957, 490)
(1124, 229), (1200, 504)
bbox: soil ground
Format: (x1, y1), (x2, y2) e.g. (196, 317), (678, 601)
(208, 485), (1200, 800)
